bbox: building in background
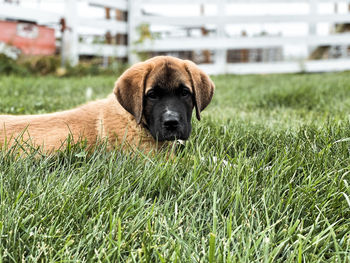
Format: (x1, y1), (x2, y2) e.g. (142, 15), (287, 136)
(0, 21), (56, 55)
(0, 0), (56, 56)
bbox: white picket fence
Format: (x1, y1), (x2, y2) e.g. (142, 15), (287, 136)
(0, 0), (350, 74)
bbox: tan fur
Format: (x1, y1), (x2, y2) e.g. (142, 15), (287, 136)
(0, 56), (214, 154)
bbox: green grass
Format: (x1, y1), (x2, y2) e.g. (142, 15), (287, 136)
(1, 72), (350, 262)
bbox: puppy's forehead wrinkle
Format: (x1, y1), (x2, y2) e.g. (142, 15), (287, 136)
(143, 58), (192, 93)
(151, 64), (185, 90)
(165, 62), (171, 80)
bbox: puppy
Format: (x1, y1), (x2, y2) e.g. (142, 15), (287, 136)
(0, 56), (215, 153)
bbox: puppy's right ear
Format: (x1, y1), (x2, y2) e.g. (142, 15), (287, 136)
(184, 60), (215, 121)
(114, 62), (153, 124)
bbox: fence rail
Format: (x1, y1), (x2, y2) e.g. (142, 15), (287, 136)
(136, 34), (350, 51)
(142, 0), (350, 3)
(78, 43), (127, 57)
(137, 14), (350, 25)
(200, 59), (350, 75)
(0, 3), (60, 23)
(89, 0), (127, 11)
(79, 18), (127, 34)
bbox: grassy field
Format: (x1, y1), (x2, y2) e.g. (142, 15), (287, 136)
(0, 72), (350, 262)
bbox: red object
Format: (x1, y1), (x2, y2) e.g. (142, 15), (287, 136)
(0, 20), (55, 55)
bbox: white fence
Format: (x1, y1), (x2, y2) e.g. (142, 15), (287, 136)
(133, 0), (350, 74)
(0, 0), (350, 74)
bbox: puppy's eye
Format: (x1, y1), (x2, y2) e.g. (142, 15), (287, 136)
(146, 90), (158, 100)
(181, 89), (191, 97)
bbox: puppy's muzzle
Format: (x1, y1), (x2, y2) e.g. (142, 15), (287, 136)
(160, 110), (186, 140)
(163, 111), (180, 131)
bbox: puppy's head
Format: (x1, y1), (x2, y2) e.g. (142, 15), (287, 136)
(114, 56), (215, 141)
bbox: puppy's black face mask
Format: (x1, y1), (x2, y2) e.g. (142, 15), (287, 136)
(143, 84), (194, 141)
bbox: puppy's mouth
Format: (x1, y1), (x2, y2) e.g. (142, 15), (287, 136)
(159, 132), (186, 142)
(149, 127), (191, 142)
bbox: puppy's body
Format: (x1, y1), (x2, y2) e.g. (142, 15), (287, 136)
(0, 95), (157, 152)
(0, 56), (214, 154)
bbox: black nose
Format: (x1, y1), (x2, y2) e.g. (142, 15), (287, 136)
(164, 119), (179, 130)
(163, 112), (180, 131)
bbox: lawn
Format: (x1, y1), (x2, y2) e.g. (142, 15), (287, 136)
(0, 72), (350, 262)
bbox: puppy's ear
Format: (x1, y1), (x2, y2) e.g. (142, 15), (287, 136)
(114, 62), (153, 124)
(184, 60), (215, 120)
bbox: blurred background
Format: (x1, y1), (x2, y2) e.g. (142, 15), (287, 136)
(1, 0), (350, 75)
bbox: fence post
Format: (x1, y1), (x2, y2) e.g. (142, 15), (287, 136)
(127, 0), (141, 64)
(308, 0), (317, 58)
(339, 2), (349, 59)
(215, 0), (227, 74)
(63, 0), (79, 66)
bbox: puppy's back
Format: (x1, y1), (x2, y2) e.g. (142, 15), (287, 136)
(0, 101), (104, 152)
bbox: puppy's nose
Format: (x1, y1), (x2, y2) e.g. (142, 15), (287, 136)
(163, 111), (180, 130)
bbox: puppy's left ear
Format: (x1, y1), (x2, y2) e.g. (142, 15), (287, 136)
(114, 61), (153, 124)
(184, 60), (215, 120)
